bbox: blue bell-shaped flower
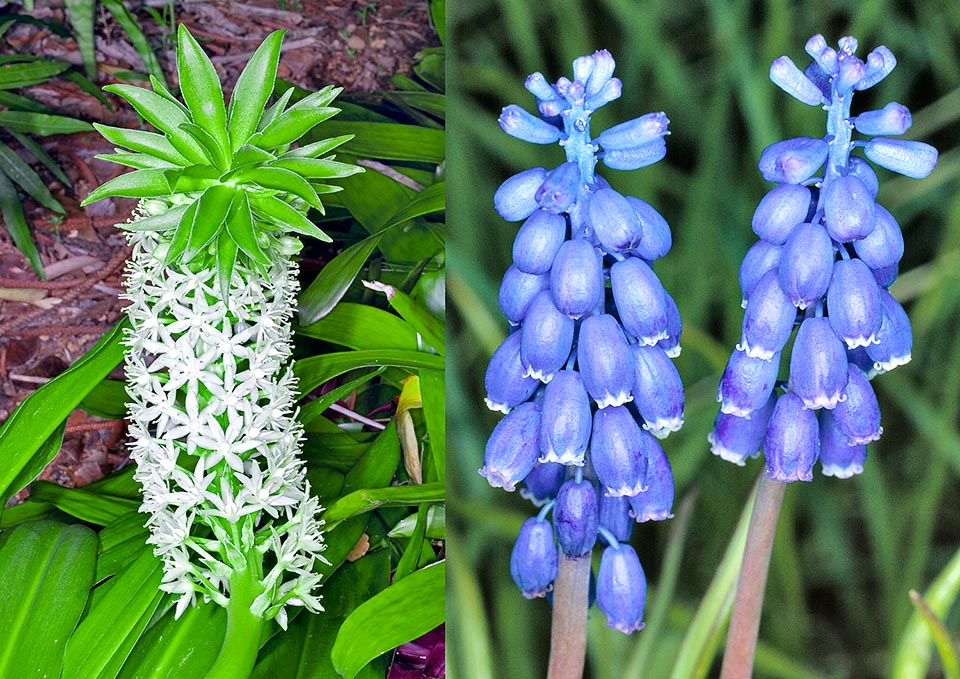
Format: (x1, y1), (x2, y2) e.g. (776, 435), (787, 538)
(499, 104), (563, 144)
(759, 137), (829, 184)
(832, 363), (883, 444)
(770, 55), (826, 105)
(752, 183), (812, 245)
(495, 167), (548, 221)
(738, 270), (797, 360)
(789, 317), (849, 409)
(628, 436), (674, 521)
(539, 369), (592, 465)
(520, 290), (575, 382)
(853, 102), (912, 136)
(823, 174), (876, 242)
(512, 209), (567, 275)
(819, 408), (868, 478)
(827, 258), (882, 349)
(596, 543), (647, 634)
(588, 187), (643, 253)
(510, 516), (559, 598)
(739, 240), (782, 304)
(611, 258), (669, 345)
(657, 291), (683, 358)
(853, 204), (903, 271)
(520, 461), (567, 505)
(866, 289), (912, 373)
(717, 349), (781, 417)
(553, 477), (600, 559)
(590, 405), (648, 497)
(550, 239), (604, 319)
(498, 265), (550, 325)
(627, 196), (672, 260)
(599, 494), (633, 543)
(537, 162), (582, 214)
(484, 330), (540, 413)
(595, 112), (669, 150)
(764, 392), (820, 482)
(708, 392), (777, 465)
(632, 344), (684, 437)
(779, 222), (835, 309)
(578, 314), (635, 408)
(480, 401), (541, 491)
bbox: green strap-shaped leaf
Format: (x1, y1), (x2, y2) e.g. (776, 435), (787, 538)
(227, 30), (284, 152)
(297, 233), (383, 325)
(64, 0), (96, 79)
(62, 548), (165, 679)
(183, 183), (234, 263)
(296, 303), (420, 351)
(331, 561), (445, 679)
(235, 166), (324, 211)
(419, 368), (445, 481)
(81, 168), (174, 205)
(249, 193), (331, 241)
(101, 0), (168, 88)
(29, 481), (140, 526)
(0, 140), (63, 213)
(322, 482), (444, 529)
(0, 320), (128, 502)
(294, 349), (444, 397)
(288, 84), (341, 112)
(0, 521), (97, 679)
(226, 191), (271, 267)
(365, 282), (444, 356)
(8, 129), (70, 185)
(308, 122), (444, 163)
(268, 156), (363, 179)
(0, 168), (43, 277)
(252, 107), (341, 150)
(92, 123), (189, 165)
(0, 110), (93, 135)
(176, 24), (228, 153)
(0, 59), (71, 89)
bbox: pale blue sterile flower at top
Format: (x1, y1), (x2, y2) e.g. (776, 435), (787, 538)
(709, 34), (937, 481)
(481, 50), (681, 634)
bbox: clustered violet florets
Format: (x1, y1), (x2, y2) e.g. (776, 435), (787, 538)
(710, 35), (937, 481)
(481, 50), (682, 634)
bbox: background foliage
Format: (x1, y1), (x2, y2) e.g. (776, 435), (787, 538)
(447, 1), (960, 678)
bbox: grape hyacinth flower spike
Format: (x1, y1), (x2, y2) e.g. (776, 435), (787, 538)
(714, 36), (936, 679)
(481, 50), (683, 674)
(81, 26), (362, 679)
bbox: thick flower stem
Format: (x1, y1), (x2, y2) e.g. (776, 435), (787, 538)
(547, 553), (592, 679)
(720, 474), (787, 679)
(203, 559), (266, 679)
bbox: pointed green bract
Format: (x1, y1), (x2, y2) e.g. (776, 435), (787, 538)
(81, 169), (173, 205)
(177, 25), (228, 154)
(227, 30), (284, 153)
(183, 184), (234, 263)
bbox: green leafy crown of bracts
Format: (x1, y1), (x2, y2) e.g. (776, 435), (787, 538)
(82, 25), (362, 293)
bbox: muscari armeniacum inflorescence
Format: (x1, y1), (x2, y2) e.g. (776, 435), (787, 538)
(81, 26), (362, 631)
(709, 35), (937, 481)
(481, 50), (682, 633)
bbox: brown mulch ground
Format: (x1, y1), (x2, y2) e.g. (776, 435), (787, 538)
(0, 0), (437, 490)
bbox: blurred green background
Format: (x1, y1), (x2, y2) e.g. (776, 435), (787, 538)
(447, 1), (960, 677)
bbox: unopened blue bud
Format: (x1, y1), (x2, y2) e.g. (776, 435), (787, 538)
(585, 77), (621, 110)
(764, 392), (819, 482)
(770, 56), (824, 106)
(854, 102), (912, 136)
(819, 408), (868, 478)
(870, 263), (898, 288)
(588, 188), (643, 253)
(864, 138), (938, 179)
(524, 72), (558, 101)
(578, 315), (635, 408)
(540, 370), (592, 465)
(628, 437), (674, 521)
(572, 53), (595, 85)
(549, 239), (603, 319)
(513, 210), (567, 274)
(866, 289), (912, 373)
(803, 61), (832, 100)
(498, 265), (550, 325)
(790, 317), (849, 409)
(554, 478), (600, 558)
(499, 104), (563, 144)
(536, 162), (581, 214)
(480, 401), (541, 491)
(752, 183), (813, 245)
(718, 349), (781, 417)
(708, 392), (777, 465)
(823, 175), (876, 242)
(827, 258), (882, 349)
(611, 258), (669, 345)
(495, 167), (547, 221)
(596, 543), (646, 634)
(779, 222), (835, 309)
(602, 139), (666, 171)
(759, 137), (829, 184)
(595, 112), (669, 150)
(632, 345), (684, 437)
(848, 156), (880, 198)
(853, 204), (903, 271)
(739, 240), (782, 304)
(738, 270), (797, 360)
(836, 56), (866, 91)
(510, 517), (558, 598)
(658, 292), (683, 358)
(521, 290), (575, 382)
(585, 50), (616, 97)
(805, 34), (836, 74)
(539, 99), (567, 117)
(599, 494), (633, 543)
(627, 197), (672, 260)
(521, 462), (567, 506)
(855, 46), (896, 91)
(591, 406), (648, 497)
(832, 364), (883, 444)
(485, 331), (540, 413)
